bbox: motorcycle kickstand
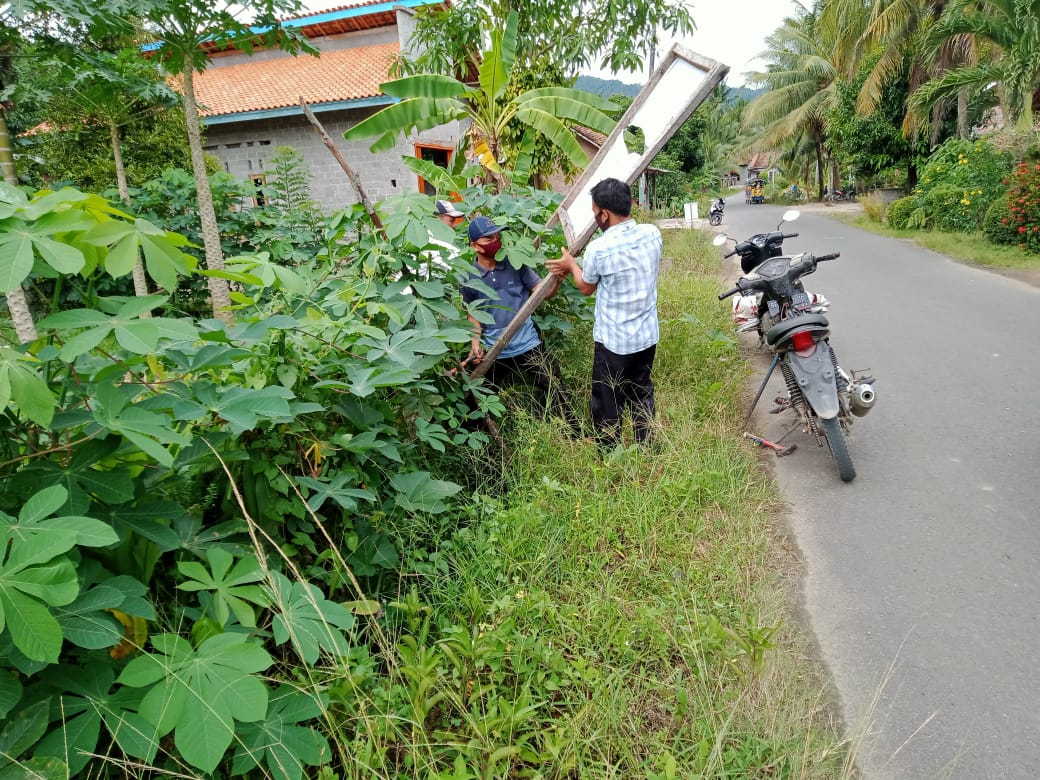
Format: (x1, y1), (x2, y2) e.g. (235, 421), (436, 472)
(741, 354), (780, 431)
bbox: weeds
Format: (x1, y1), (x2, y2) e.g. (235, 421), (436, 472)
(316, 227), (849, 778)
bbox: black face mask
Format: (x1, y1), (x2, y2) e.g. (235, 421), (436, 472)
(594, 209), (609, 232)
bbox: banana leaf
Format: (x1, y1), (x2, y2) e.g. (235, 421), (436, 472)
(342, 98), (467, 152)
(520, 86), (619, 113)
(379, 74), (469, 100)
(519, 95), (617, 135)
(478, 10), (518, 103)
(515, 108), (588, 169)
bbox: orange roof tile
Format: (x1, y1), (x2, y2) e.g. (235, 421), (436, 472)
(194, 41), (398, 117)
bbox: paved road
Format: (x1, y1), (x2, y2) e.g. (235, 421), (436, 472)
(718, 197), (1040, 779)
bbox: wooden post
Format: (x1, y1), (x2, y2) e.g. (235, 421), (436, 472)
(299, 97), (384, 232)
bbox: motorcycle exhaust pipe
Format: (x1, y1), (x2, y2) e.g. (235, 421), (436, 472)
(849, 382), (876, 417)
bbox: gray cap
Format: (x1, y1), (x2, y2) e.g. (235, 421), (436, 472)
(434, 199), (464, 217)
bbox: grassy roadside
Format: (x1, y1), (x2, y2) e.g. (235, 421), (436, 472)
(830, 210), (1040, 273)
(365, 228), (850, 777)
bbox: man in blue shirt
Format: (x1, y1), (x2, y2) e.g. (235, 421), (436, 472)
(547, 178), (662, 449)
(461, 215), (579, 433)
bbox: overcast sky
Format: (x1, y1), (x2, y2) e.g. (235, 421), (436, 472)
(584, 0), (804, 86)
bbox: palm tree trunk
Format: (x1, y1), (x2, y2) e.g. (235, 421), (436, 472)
(181, 67), (233, 326)
(815, 140), (825, 201)
(110, 120), (151, 305)
(0, 108), (37, 343)
(957, 89), (969, 139)
(1016, 90), (1034, 132)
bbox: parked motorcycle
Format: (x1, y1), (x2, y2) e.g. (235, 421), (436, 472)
(826, 186), (857, 202)
(723, 210), (828, 341)
(708, 197), (725, 226)
(714, 213), (876, 482)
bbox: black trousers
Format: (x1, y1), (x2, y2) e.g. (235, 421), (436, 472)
(484, 344), (581, 432)
(591, 342), (656, 448)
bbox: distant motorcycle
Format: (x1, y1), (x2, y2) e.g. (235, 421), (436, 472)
(708, 197), (725, 226)
(714, 211), (876, 482)
(826, 186), (857, 202)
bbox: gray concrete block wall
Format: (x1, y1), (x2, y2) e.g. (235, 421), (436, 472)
(204, 109), (466, 212)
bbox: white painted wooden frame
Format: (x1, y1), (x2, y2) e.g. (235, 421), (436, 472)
(554, 44), (729, 254)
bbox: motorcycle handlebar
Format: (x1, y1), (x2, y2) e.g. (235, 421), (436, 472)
(718, 286), (739, 300)
(783, 232), (799, 239)
(815, 252), (840, 262)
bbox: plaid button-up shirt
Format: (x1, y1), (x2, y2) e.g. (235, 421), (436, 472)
(581, 220), (663, 355)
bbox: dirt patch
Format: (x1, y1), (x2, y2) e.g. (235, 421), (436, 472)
(987, 266), (1040, 290)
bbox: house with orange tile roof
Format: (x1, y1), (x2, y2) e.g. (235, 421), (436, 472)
(737, 151), (778, 185)
(194, 0), (465, 210)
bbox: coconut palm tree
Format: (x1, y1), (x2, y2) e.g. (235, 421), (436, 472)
(910, 0), (1040, 134)
(826, 0), (969, 144)
(744, 1), (843, 200)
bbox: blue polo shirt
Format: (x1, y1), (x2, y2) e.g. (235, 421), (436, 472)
(461, 258), (542, 359)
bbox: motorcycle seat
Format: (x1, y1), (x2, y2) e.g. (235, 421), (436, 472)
(764, 312), (830, 346)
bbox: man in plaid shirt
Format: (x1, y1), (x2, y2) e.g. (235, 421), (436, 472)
(548, 178), (663, 449)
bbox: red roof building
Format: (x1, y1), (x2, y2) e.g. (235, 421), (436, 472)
(193, 0), (466, 209)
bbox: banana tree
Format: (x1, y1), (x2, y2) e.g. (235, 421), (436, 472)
(343, 11), (617, 188)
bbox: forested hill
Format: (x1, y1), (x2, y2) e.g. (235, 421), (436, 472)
(575, 75), (642, 97)
(576, 74), (762, 103)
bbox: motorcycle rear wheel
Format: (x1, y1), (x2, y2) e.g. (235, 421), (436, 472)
(709, 214), (722, 226)
(818, 416), (856, 482)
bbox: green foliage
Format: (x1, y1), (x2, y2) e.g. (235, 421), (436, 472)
(826, 55), (923, 182)
(982, 194), (1019, 245)
(344, 11), (618, 182)
(1006, 161), (1040, 253)
(912, 139), (1012, 232)
(0, 180), (587, 776)
(400, 0), (693, 79)
(117, 632), (273, 773)
(19, 107), (191, 193)
(885, 196), (920, 230)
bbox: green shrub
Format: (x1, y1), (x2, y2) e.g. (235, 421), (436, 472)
(885, 196), (919, 229)
(982, 195), (1019, 245)
(920, 182), (978, 231)
(913, 138), (1012, 231)
(860, 191), (885, 223)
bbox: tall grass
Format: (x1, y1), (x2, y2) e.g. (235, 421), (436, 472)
(313, 227), (850, 778)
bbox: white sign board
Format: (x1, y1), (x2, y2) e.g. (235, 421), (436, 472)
(555, 45), (728, 253)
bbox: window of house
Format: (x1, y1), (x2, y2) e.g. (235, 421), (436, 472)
(245, 174), (267, 208)
(414, 144), (452, 195)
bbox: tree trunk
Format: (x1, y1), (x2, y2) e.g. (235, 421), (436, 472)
(0, 108), (38, 343)
(110, 120), (151, 306)
(182, 67), (233, 326)
(814, 140), (825, 201)
(1017, 89), (1034, 133)
(957, 89), (969, 140)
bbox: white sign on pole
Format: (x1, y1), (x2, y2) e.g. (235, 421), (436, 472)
(554, 45), (728, 254)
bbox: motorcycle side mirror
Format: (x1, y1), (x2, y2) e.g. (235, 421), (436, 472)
(712, 233), (730, 247)
(777, 209), (800, 229)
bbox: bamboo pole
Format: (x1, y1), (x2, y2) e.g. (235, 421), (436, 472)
(299, 97), (384, 233)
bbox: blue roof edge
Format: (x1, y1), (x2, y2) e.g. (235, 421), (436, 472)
(143, 0), (432, 51)
(201, 95), (394, 125)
